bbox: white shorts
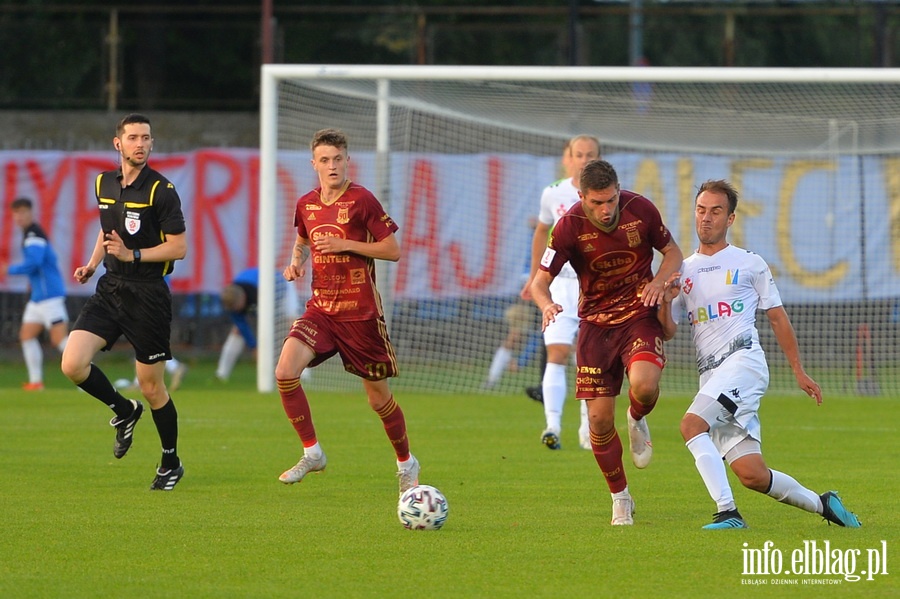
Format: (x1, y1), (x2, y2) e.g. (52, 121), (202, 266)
(689, 349), (769, 458)
(544, 276), (579, 346)
(22, 297), (69, 329)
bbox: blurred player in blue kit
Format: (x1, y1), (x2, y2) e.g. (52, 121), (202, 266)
(2, 197), (69, 391)
(215, 266), (301, 382)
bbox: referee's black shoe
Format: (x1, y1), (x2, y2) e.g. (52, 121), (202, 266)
(150, 462), (184, 491)
(110, 399), (144, 459)
(525, 385), (543, 403)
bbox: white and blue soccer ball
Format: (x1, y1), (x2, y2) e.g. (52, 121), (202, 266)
(398, 484), (449, 530)
(113, 378), (133, 390)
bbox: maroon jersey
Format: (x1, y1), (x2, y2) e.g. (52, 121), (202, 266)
(294, 181), (399, 321)
(540, 190), (672, 327)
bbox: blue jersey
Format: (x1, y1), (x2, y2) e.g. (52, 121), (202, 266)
(229, 267), (260, 348)
(8, 222), (66, 302)
(226, 267), (298, 349)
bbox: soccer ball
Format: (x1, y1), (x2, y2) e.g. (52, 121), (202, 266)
(398, 485), (449, 530)
(113, 378), (132, 390)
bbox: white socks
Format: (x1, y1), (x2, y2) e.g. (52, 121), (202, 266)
(542, 362), (567, 432)
(22, 338), (43, 384)
(766, 469), (822, 513)
(612, 485), (631, 500)
(304, 442), (323, 459)
(216, 330), (246, 380)
(686, 433), (736, 512)
(486, 347), (512, 385)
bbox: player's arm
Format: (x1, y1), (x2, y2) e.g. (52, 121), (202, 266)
(102, 230), (187, 263)
(314, 231), (400, 262)
(766, 305), (822, 405)
(521, 221), (551, 300)
(656, 272), (682, 341)
(642, 239), (684, 307)
(74, 229), (107, 284)
(284, 235), (311, 281)
(530, 269), (562, 332)
(7, 238), (48, 275)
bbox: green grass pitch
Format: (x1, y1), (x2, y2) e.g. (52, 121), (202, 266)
(0, 358), (896, 598)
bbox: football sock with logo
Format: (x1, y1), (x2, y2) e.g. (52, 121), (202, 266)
(590, 427), (627, 493)
(542, 362), (567, 432)
(765, 469), (820, 513)
(628, 388), (658, 420)
(278, 377), (317, 445)
(376, 395), (410, 461)
(78, 363), (134, 418)
(686, 432), (736, 512)
(152, 398), (180, 470)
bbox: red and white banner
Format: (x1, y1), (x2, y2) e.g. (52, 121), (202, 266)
(2, 149), (899, 302)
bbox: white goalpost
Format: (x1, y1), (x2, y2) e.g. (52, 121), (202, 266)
(258, 65), (900, 396)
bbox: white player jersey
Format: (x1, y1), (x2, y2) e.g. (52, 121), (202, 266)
(672, 245), (783, 376)
(538, 177), (579, 278)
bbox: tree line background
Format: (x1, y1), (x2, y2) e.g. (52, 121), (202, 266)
(1, 1), (899, 111)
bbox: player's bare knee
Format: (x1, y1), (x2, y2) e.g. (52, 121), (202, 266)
(680, 413), (709, 442)
(274, 363), (300, 382)
(628, 380), (659, 404)
(733, 464), (769, 492)
(588, 413), (615, 435)
(60, 354), (86, 382)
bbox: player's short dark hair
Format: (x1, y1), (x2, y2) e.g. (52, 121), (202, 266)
(116, 113), (152, 137)
(580, 159), (619, 193)
(10, 197), (33, 211)
(310, 128), (348, 153)
(697, 179), (739, 214)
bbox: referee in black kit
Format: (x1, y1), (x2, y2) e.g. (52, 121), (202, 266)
(61, 114), (188, 491)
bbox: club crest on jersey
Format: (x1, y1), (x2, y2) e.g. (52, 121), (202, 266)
(683, 278), (693, 294)
(337, 207), (349, 224)
(726, 269), (739, 285)
(125, 211), (141, 235)
(626, 228), (641, 247)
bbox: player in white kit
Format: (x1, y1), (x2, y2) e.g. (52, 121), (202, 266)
(658, 179), (860, 529)
(521, 135), (600, 450)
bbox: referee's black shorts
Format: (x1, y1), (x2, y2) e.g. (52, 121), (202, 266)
(73, 273), (173, 364)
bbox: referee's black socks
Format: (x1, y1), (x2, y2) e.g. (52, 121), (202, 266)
(152, 398), (180, 470)
(78, 363), (134, 418)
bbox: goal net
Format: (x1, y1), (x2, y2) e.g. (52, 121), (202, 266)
(259, 66), (900, 399)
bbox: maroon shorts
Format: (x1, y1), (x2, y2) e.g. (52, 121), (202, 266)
(286, 310), (399, 380)
(574, 315), (666, 399)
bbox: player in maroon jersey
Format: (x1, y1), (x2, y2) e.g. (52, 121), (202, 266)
(530, 159), (683, 525)
(275, 128), (419, 496)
